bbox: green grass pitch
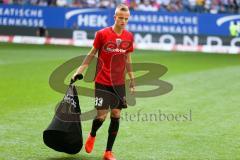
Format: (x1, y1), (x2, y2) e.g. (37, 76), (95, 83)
(0, 43), (240, 160)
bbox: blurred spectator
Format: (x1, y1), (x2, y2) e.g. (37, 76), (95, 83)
(123, 0), (138, 10)
(115, 0), (122, 5)
(49, 0), (57, 6)
(168, 0), (183, 12)
(12, 0), (21, 4)
(229, 0), (239, 13)
(150, 0), (160, 10)
(86, 0), (98, 8)
(204, 0), (211, 12)
(2, 0), (13, 4)
(220, 0), (229, 13)
(137, 0), (158, 11)
(56, 0), (67, 7)
(182, 0), (190, 11)
(38, 0), (48, 6)
(160, 0), (170, 11)
(36, 26), (49, 37)
(71, 0), (90, 7)
(99, 0), (115, 8)
(188, 0), (196, 12)
(29, 0), (38, 5)
(72, 0), (81, 7)
(209, 0), (220, 14)
(196, 0), (205, 12)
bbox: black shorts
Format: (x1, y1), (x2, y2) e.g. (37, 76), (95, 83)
(95, 82), (127, 110)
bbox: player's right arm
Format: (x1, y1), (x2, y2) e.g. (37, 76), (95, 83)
(72, 47), (98, 79)
(72, 30), (101, 80)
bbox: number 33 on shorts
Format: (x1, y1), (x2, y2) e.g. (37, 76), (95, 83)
(95, 97), (103, 106)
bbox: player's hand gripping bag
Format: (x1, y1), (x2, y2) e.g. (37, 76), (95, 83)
(43, 75), (83, 154)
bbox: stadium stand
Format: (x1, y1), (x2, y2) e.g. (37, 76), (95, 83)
(0, 0), (239, 14)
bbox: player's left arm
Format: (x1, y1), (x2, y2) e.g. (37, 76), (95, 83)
(126, 53), (135, 94)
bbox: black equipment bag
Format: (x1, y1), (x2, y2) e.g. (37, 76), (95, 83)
(43, 84), (83, 154)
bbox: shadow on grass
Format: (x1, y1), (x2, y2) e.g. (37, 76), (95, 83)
(44, 154), (102, 160)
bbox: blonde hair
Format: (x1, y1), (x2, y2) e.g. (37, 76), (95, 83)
(115, 4), (130, 15)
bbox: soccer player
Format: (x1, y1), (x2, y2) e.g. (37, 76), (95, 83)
(72, 4), (135, 160)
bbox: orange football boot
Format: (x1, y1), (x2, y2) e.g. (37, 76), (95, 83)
(85, 134), (96, 153)
(103, 151), (116, 160)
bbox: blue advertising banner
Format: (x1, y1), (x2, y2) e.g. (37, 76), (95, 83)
(127, 11), (198, 35)
(0, 5), (65, 28)
(0, 4), (239, 36)
(64, 8), (113, 30)
(127, 11), (240, 37)
(199, 13), (240, 36)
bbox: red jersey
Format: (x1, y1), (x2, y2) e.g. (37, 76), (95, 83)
(93, 27), (134, 86)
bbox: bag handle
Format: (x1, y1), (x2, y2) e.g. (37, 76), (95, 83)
(70, 74), (83, 85)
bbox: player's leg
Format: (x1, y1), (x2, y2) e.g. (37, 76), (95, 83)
(90, 109), (108, 137)
(85, 109), (108, 153)
(86, 82), (113, 153)
(106, 109), (121, 151)
(103, 83), (127, 159)
(103, 109), (121, 160)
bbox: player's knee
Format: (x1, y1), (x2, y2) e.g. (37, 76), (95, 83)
(96, 109), (109, 120)
(110, 109), (121, 118)
(96, 114), (107, 121)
